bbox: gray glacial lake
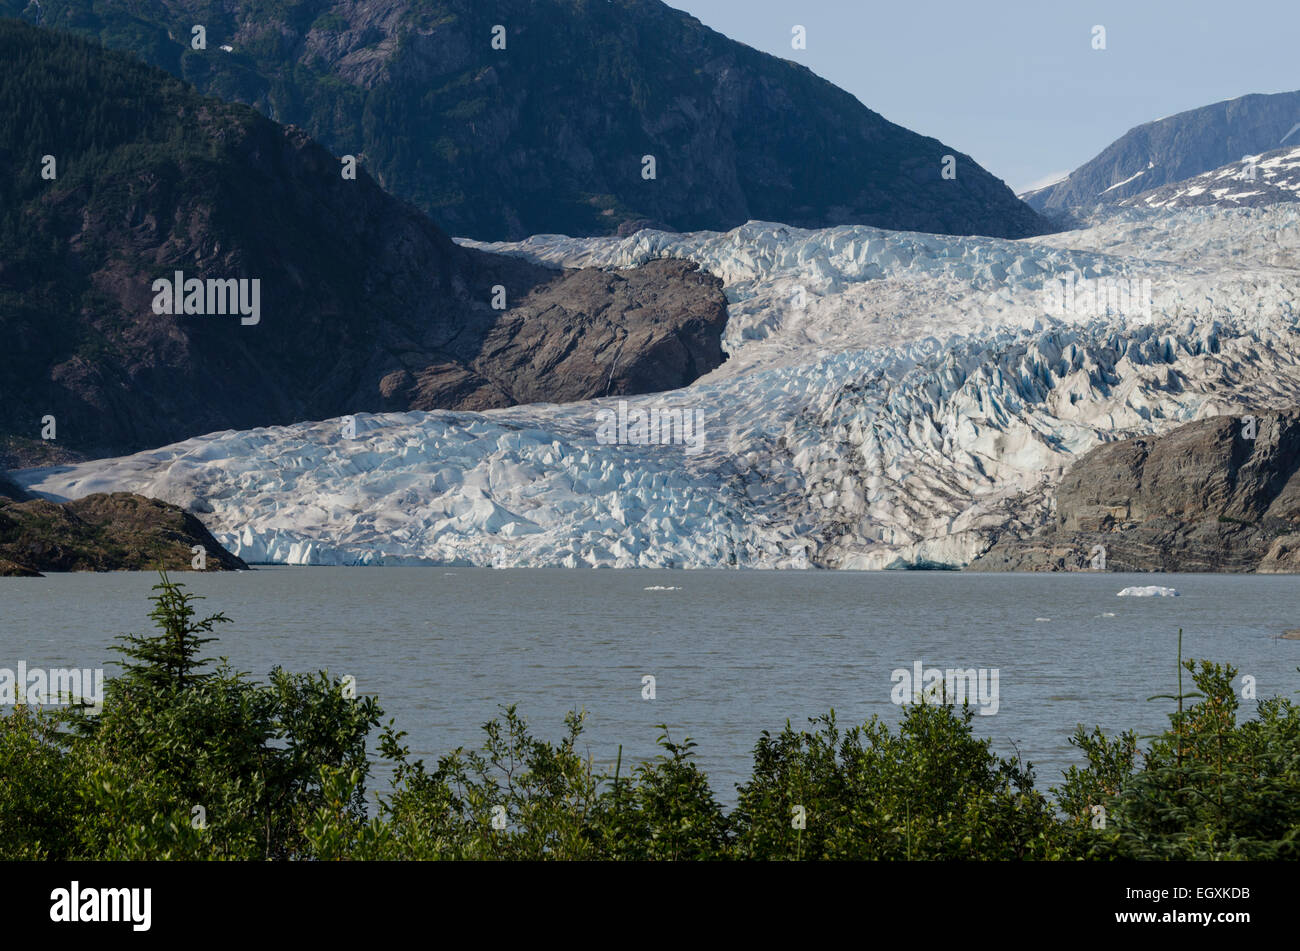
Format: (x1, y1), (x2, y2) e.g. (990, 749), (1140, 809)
(3, 568), (1299, 803)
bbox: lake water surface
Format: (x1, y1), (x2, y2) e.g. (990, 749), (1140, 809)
(4, 568), (1299, 803)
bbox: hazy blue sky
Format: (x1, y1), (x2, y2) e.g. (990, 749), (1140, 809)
(669, 0), (1300, 193)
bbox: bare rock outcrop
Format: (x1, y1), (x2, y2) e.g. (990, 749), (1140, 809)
(968, 410), (1300, 572)
(0, 493), (247, 575)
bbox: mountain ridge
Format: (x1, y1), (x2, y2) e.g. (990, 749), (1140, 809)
(1023, 90), (1300, 214)
(1, 0), (1051, 240)
(0, 19), (729, 459)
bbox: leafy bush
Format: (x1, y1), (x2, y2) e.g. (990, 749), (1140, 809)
(1058, 660), (1300, 859)
(3, 573), (380, 859)
(729, 704), (1060, 860)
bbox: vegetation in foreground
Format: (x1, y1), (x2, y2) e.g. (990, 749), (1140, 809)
(2, 574), (1298, 860)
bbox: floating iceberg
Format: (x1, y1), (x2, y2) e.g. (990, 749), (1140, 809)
(1117, 586), (1181, 597)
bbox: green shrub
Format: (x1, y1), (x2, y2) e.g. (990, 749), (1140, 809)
(1061, 660), (1300, 859)
(729, 704), (1060, 860)
(2, 572), (380, 859)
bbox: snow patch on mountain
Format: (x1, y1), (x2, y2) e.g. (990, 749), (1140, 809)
(1101, 165), (1152, 195)
(1118, 146), (1300, 210)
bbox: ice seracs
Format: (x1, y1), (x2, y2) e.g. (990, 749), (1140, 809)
(16, 207), (1300, 569)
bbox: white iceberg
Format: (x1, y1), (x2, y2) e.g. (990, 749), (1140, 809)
(1117, 586), (1180, 597)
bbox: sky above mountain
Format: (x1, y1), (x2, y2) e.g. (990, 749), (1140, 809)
(671, 0), (1300, 194)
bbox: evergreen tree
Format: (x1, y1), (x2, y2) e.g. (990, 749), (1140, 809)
(109, 571), (227, 690)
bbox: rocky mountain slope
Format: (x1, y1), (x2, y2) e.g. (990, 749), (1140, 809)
(0, 492), (247, 575)
(0, 20), (728, 459)
(17, 205), (1300, 569)
(2, 0), (1049, 240)
(969, 410), (1300, 573)
(1116, 145), (1300, 211)
(1022, 90), (1300, 215)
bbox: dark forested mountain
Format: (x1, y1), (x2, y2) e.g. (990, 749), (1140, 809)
(0, 20), (728, 459)
(2, 0), (1049, 240)
(1023, 90), (1300, 215)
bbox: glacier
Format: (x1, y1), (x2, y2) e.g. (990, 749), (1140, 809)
(16, 205), (1300, 569)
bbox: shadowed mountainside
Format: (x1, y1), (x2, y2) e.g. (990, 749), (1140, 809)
(0, 20), (729, 459)
(2, 0), (1050, 240)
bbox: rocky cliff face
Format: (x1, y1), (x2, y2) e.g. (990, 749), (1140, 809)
(0, 492), (247, 575)
(4, 0), (1050, 241)
(969, 411), (1300, 573)
(0, 21), (728, 459)
(407, 258), (728, 410)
